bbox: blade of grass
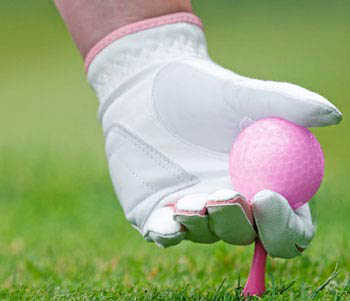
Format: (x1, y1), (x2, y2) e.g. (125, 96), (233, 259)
(311, 263), (338, 299)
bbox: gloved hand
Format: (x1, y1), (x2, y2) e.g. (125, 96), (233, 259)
(86, 13), (341, 258)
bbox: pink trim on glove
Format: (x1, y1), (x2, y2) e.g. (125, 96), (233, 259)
(207, 196), (254, 225)
(85, 12), (203, 72)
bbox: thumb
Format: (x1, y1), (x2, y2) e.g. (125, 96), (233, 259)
(251, 190), (315, 259)
(224, 78), (342, 127)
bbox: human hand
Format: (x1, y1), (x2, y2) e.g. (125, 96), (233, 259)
(86, 13), (341, 258)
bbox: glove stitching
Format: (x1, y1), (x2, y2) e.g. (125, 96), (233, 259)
(98, 56), (207, 120)
(98, 65), (162, 119)
(116, 130), (190, 183)
(113, 131), (188, 183)
(92, 44), (208, 104)
(152, 61), (231, 159)
(109, 125), (196, 183)
(110, 153), (157, 193)
(221, 79), (248, 117)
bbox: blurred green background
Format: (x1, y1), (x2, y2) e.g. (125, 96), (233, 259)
(0, 0), (349, 299)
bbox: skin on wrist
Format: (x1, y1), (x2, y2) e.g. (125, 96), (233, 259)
(54, 0), (193, 58)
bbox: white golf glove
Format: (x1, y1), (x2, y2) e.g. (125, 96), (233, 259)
(86, 13), (341, 259)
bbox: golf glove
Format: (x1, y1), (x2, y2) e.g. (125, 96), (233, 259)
(86, 13), (342, 259)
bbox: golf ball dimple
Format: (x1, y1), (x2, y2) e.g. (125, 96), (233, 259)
(229, 118), (324, 209)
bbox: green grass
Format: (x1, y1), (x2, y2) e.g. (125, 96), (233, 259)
(0, 0), (349, 299)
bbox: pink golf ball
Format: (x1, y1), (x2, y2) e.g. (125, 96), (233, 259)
(229, 118), (324, 210)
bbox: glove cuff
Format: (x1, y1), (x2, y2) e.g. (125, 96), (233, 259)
(85, 12), (203, 71)
(86, 13), (208, 105)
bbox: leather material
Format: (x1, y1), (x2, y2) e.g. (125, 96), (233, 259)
(87, 19), (341, 256)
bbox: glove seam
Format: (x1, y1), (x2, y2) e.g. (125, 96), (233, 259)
(97, 65), (162, 119)
(110, 152), (157, 193)
(108, 125), (197, 183)
(152, 60), (231, 159)
(98, 56), (208, 121)
(106, 124), (201, 235)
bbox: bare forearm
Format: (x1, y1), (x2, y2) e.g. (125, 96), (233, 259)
(54, 0), (192, 58)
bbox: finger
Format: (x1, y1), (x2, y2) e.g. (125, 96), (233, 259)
(144, 206), (185, 248)
(252, 190), (315, 259)
(225, 78), (342, 127)
(174, 194), (219, 243)
(206, 189), (256, 245)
